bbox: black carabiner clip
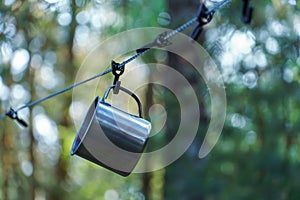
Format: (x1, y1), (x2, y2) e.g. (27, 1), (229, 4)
(111, 61), (125, 94)
(6, 108), (28, 127)
(191, 3), (215, 41)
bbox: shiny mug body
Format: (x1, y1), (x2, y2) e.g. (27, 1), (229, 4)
(71, 86), (151, 176)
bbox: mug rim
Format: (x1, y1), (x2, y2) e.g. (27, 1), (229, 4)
(70, 96), (99, 155)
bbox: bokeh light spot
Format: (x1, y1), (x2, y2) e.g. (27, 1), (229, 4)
(243, 70), (258, 89)
(231, 113), (246, 129)
(11, 49), (30, 75)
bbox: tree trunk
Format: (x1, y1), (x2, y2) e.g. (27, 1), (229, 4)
(163, 1), (206, 199)
(28, 67), (36, 200)
(52, 1), (77, 199)
(1, 122), (10, 200)
(142, 83), (153, 199)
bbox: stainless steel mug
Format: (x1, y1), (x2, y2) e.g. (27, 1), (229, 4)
(70, 85), (151, 176)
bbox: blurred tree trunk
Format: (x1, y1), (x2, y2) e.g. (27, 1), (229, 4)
(0, 97), (6, 198)
(0, 69), (15, 200)
(1, 122), (10, 200)
(163, 0), (206, 199)
(48, 0), (77, 200)
(142, 83), (153, 199)
(51, 1), (77, 199)
(28, 67), (36, 200)
(23, 6), (37, 197)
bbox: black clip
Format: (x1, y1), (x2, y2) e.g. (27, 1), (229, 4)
(136, 31), (172, 53)
(242, 0), (253, 24)
(111, 60), (124, 94)
(6, 108), (28, 127)
(191, 3), (215, 41)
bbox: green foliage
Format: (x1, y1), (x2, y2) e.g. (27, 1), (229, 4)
(163, 0), (300, 199)
(0, 0), (166, 199)
(1, 0), (300, 199)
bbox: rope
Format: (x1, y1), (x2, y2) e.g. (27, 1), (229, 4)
(0, 0), (232, 126)
(15, 69), (112, 113)
(164, 18), (198, 40)
(117, 0), (232, 68)
(0, 69), (112, 125)
(206, 0), (232, 14)
(118, 17), (199, 69)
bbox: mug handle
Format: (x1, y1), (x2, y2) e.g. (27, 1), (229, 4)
(102, 85), (143, 118)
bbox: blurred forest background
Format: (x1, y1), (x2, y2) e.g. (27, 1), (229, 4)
(0, 0), (300, 199)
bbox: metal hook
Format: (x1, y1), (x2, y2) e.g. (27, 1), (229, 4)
(136, 31), (172, 53)
(191, 3), (215, 41)
(6, 108), (28, 127)
(102, 85), (143, 117)
(242, 0), (253, 24)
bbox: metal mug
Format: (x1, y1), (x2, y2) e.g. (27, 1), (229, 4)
(70, 85), (151, 176)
